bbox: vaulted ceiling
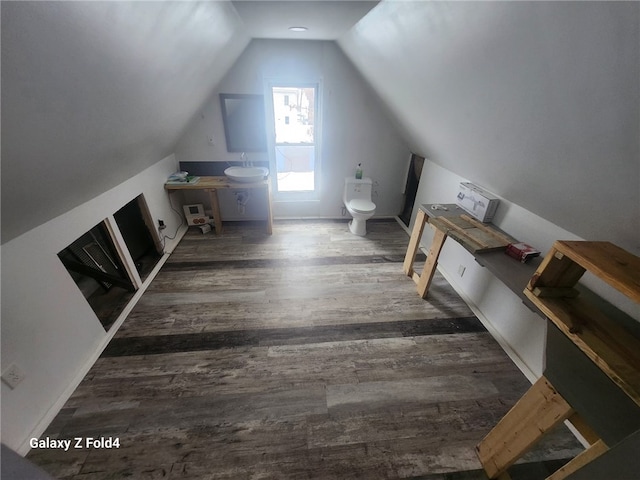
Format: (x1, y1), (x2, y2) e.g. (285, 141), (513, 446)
(2, 1), (638, 250)
(232, 1), (379, 39)
(1, 1), (378, 243)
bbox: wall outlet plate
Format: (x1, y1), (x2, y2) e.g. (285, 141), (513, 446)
(2, 363), (26, 389)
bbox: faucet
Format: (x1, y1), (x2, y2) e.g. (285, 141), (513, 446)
(240, 152), (252, 167)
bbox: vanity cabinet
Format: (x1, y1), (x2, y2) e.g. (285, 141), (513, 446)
(165, 176), (273, 235)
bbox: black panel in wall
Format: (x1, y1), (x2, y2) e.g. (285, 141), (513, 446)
(113, 197), (156, 262)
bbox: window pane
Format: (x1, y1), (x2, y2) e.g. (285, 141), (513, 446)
(275, 145), (314, 191)
(272, 87), (315, 144)
(271, 85), (317, 194)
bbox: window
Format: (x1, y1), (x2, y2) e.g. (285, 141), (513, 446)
(269, 85), (318, 194)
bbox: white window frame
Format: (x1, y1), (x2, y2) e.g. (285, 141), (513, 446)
(264, 79), (323, 202)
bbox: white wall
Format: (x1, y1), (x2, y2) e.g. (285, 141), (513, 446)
(175, 39), (410, 220)
(340, 1), (639, 253)
(1, 154), (184, 454)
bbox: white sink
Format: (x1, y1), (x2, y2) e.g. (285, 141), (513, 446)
(224, 166), (269, 183)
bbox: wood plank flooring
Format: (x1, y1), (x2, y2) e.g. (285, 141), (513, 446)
(28, 220), (582, 479)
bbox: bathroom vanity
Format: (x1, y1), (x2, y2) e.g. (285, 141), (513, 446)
(164, 176), (273, 234)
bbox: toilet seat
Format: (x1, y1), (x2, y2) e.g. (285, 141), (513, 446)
(348, 199), (376, 214)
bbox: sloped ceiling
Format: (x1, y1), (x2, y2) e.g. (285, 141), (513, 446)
(1, 0), (379, 244)
(339, 1), (639, 251)
(5, 1), (637, 250)
(1, 1), (249, 243)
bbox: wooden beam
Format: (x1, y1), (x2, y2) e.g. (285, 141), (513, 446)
(436, 216), (509, 252)
(460, 214), (515, 244)
(403, 208), (427, 276)
(527, 247), (586, 291)
(545, 439), (608, 480)
(567, 413), (601, 446)
(554, 241), (640, 303)
(207, 189), (223, 235)
(476, 376), (574, 479)
(532, 287), (580, 299)
(416, 225), (447, 299)
(60, 259), (136, 292)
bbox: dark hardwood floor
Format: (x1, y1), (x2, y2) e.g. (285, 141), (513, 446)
(28, 220), (582, 479)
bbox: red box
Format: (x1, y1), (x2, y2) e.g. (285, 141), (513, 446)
(505, 242), (541, 263)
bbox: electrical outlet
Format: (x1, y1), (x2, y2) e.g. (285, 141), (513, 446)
(2, 363), (25, 389)
(457, 265), (466, 277)
(207, 135), (215, 146)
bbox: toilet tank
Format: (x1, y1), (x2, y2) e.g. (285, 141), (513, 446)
(344, 177), (373, 202)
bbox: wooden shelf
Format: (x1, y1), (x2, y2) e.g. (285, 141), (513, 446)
(523, 290), (640, 407)
(478, 240), (640, 479)
(525, 240), (640, 407)
(553, 241), (640, 303)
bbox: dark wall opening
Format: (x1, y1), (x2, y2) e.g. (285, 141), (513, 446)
(114, 195), (162, 282)
(57, 194), (162, 331)
(399, 153), (425, 227)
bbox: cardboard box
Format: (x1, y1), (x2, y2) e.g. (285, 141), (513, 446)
(456, 182), (500, 223)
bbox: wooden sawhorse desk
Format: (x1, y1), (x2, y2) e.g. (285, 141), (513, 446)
(403, 203), (515, 299)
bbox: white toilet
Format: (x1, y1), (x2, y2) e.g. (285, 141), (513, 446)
(343, 177), (376, 236)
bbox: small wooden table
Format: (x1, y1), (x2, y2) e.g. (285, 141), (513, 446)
(164, 176), (273, 235)
(403, 203), (517, 298)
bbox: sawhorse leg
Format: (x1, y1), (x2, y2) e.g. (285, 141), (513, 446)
(416, 226), (446, 298)
(403, 209), (427, 276)
(207, 189), (223, 234)
(402, 209), (447, 298)
(476, 376), (574, 479)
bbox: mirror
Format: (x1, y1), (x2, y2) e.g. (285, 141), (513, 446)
(219, 94), (267, 152)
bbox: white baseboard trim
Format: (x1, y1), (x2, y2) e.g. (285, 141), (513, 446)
(17, 225), (188, 456)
